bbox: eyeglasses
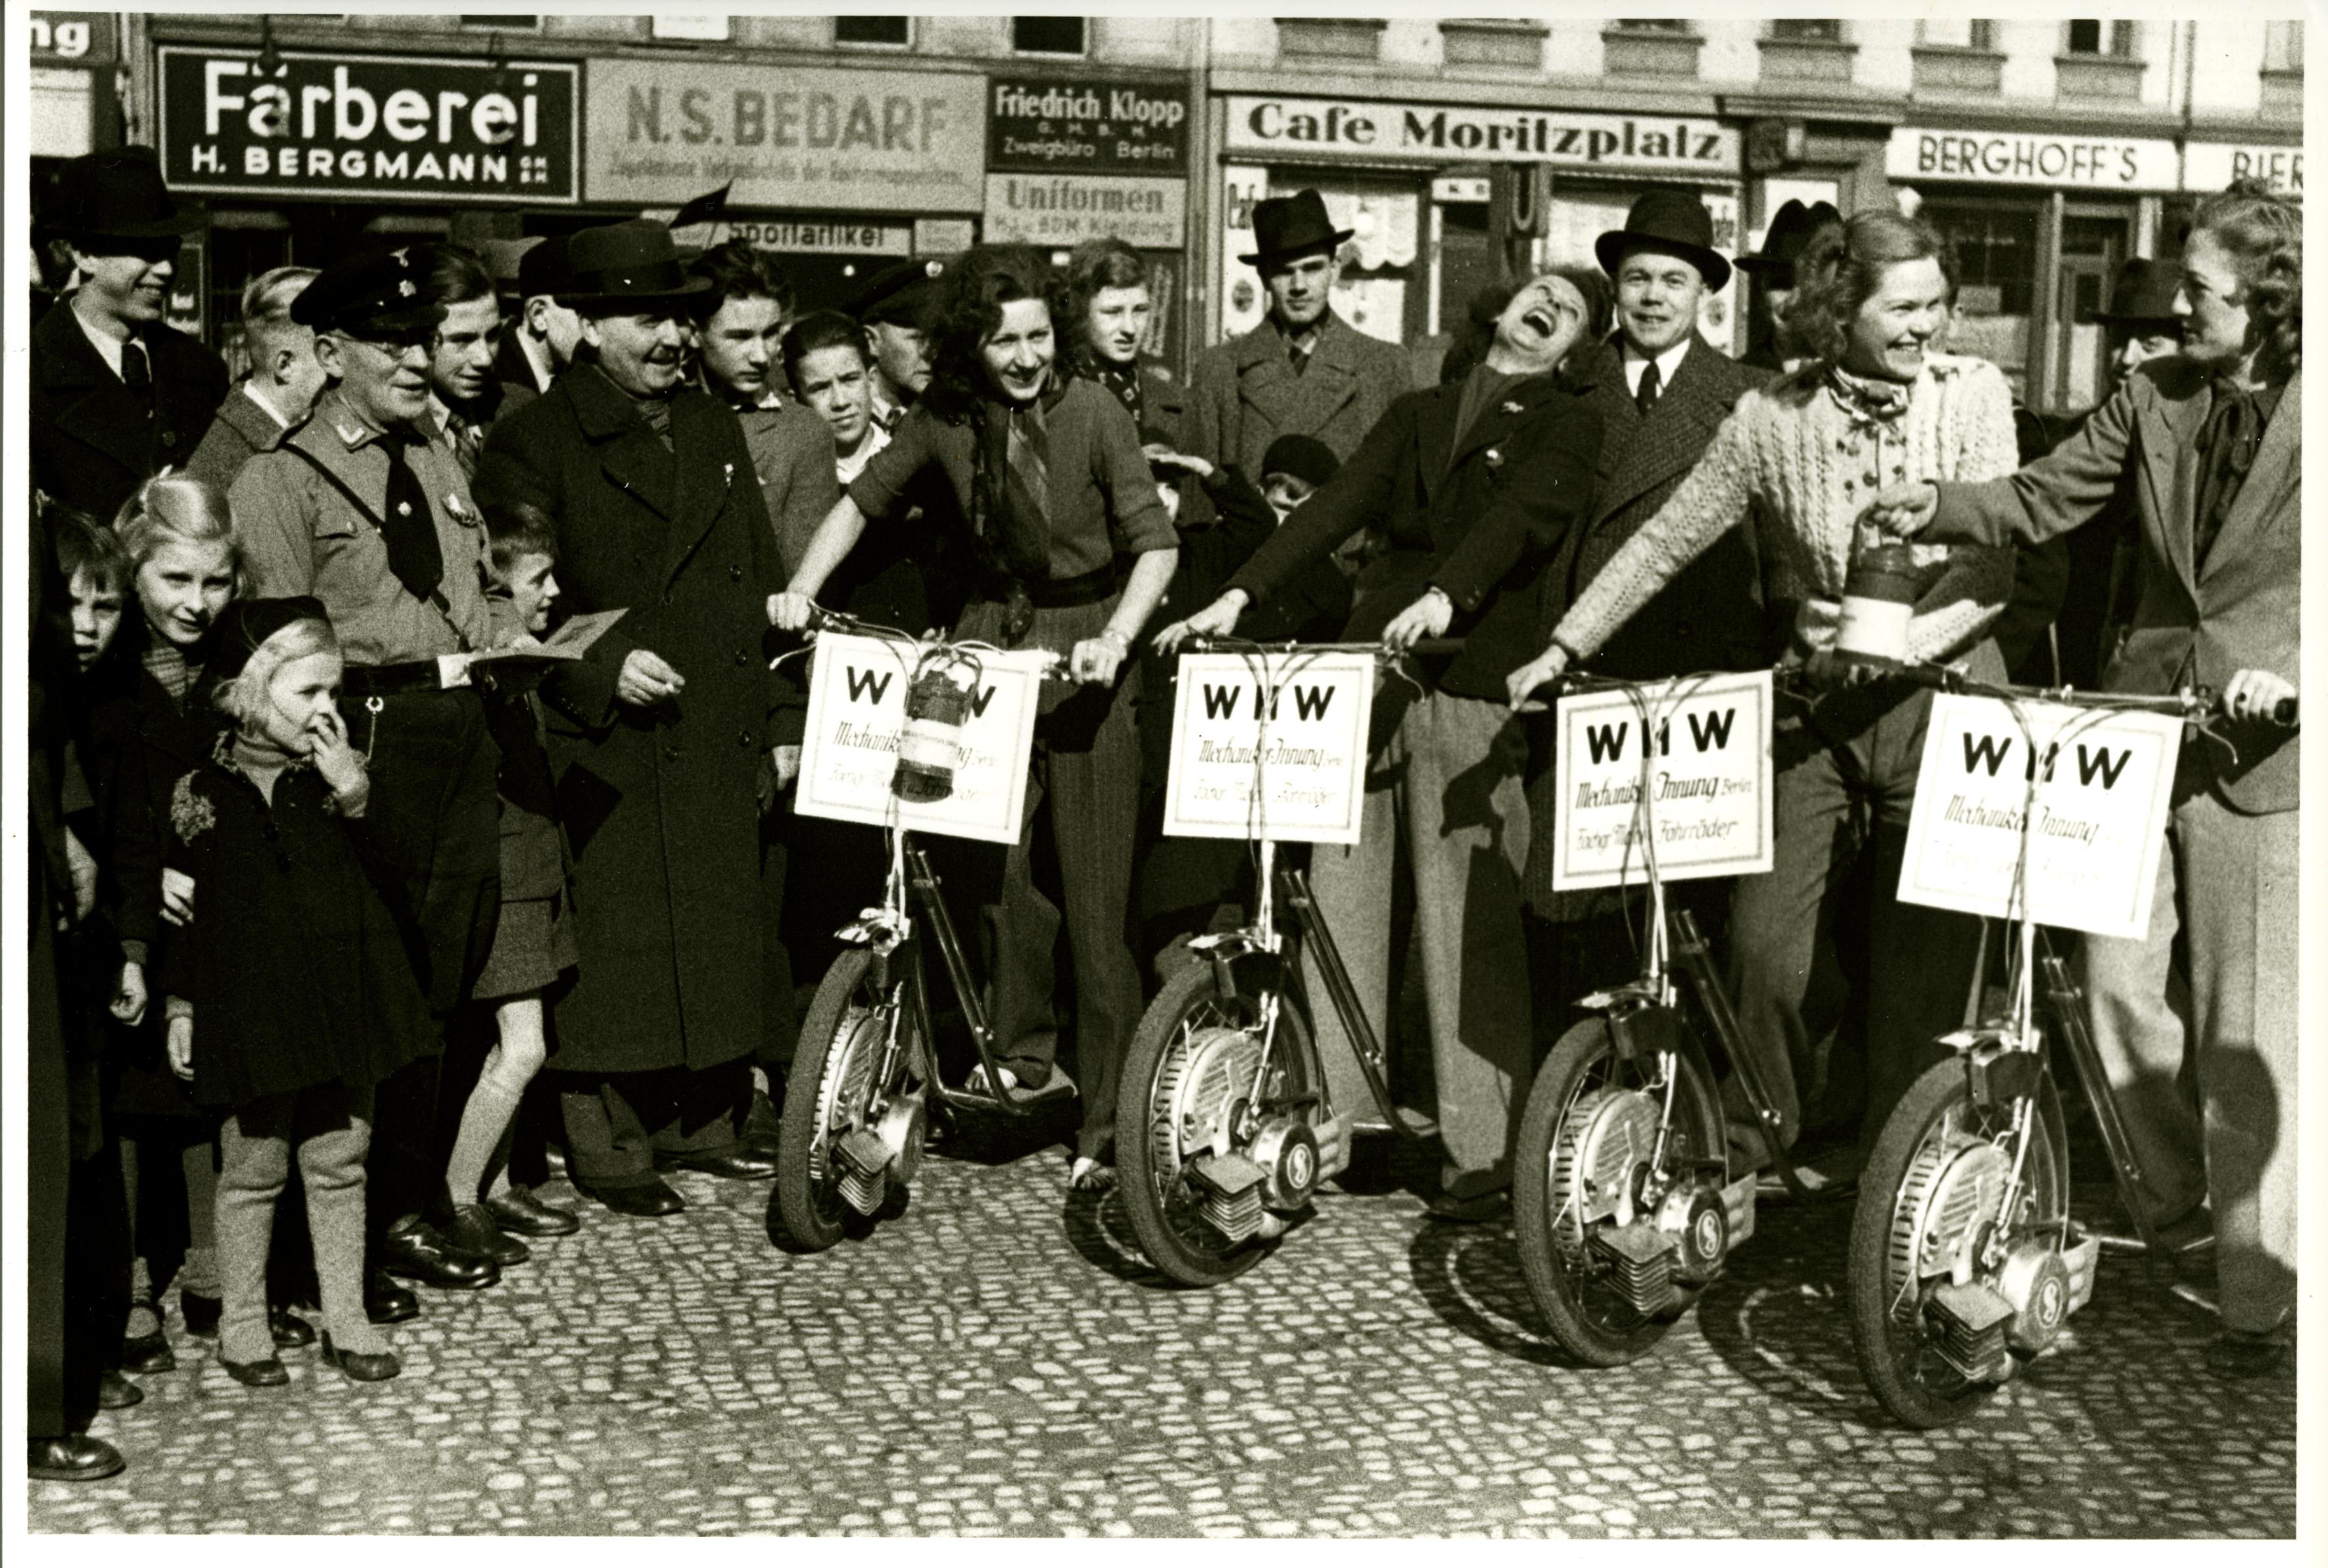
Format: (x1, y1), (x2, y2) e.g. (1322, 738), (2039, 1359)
(329, 331), (432, 363)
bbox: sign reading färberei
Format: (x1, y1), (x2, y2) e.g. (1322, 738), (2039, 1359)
(158, 47), (579, 204)
(987, 76), (1189, 175)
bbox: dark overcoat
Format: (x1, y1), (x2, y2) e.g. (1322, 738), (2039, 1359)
(30, 300), (227, 522)
(475, 363), (789, 1076)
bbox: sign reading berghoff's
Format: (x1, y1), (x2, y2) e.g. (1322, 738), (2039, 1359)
(983, 75), (1191, 250)
(157, 46), (581, 202)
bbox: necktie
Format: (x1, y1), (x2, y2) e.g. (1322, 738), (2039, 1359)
(1635, 357), (1663, 416)
(378, 437), (445, 602)
(444, 410), (480, 482)
(121, 339), (153, 414)
(2193, 386), (2264, 570)
(1001, 402), (1052, 578)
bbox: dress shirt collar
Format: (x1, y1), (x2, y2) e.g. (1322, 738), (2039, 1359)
(1620, 334), (1692, 396)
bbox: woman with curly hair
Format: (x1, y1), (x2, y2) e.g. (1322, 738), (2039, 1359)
(772, 244), (1179, 1189)
(1508, 210), (2022, 1174)
(1873, 179), (2303, 1379)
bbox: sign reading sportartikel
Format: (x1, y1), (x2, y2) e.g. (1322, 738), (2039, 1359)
(158, 47), (579, 204)
(1550, 672), (1774, 891)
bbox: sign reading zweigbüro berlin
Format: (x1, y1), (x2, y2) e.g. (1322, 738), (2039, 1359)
(1225, 95), (1736, 173)
(158, 47), (579, 203)
(1550, 671), (1773, 891)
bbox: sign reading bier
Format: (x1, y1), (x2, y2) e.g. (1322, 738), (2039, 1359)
(1550, 672), (1773, 891)
(1897, 696), (2181, 940)
(1163, 652), (1374, 845)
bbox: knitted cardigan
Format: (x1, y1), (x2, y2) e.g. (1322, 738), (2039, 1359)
(1554, 350), (2019, 665)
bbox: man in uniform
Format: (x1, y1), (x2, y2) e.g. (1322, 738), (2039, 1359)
(31, 147), (226, 521)
(231, 250), (504, 1314)
(476, 220), (790, 1217)
(851, 258), (945, 434)
(184, 266), (325, 494)
(1187, 189), (1411, 483)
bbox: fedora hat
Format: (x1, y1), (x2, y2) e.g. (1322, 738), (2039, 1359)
(1595, 187), (1732, 294)
(53, 147), (206, 243)
(2089, 256), (2183, 329)
(1734, 199), (1841, 287)
(1239, 189), (1354, 268)
(558, 220), (710, 310)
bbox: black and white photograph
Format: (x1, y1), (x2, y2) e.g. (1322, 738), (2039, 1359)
(7, 1), (2314, 1543)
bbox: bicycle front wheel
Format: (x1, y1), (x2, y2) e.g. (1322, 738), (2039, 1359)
(775, 947), (915, 1252)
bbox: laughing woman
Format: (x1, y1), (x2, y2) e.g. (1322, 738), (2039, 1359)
(771, 245), (1179, 1191)
(1506, 211), (2020, 1168)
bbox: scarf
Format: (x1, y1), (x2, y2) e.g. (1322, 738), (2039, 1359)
(141, 633), (198, 707)
(968, 375), (1068, 582)
(1090, 362), (1143, 427)
(1823, 362), (1913, 435)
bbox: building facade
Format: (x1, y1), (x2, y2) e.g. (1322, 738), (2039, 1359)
(38, 12), (2305, 416)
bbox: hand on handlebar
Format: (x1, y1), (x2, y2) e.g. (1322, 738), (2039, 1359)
(2221, 668), (2299, 726)
(1153, 591), (1245, 654)
(767, 590), (819, 634)
(1506, 642), (1570, 713)
(1382, 587), (1454, 652)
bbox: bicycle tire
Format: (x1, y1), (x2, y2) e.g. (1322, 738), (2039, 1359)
(774, 948), (893, 1253)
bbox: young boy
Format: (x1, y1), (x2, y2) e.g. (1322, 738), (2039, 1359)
(440, 502), (582, 1258)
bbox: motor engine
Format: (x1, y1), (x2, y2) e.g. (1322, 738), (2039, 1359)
(1555, 1083), (1757, 1317)
(1158, 1025), (1344, 1241)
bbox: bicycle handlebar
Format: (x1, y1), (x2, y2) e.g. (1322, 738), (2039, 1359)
(1181, 634), (1467, 659)
(1885, 661), (2297, 728)
(805, 606), (1075, 679)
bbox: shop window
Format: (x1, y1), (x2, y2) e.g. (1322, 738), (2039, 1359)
(1011, 17), (1086, 57)
(834, 16), (911, 49)
(1275, 18), (1387, 61)
(1920, 200), (2039, 396)
(1603, 21), (1701, 78)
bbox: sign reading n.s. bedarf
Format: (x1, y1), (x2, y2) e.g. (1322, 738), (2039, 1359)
(158, 47), (579, 204)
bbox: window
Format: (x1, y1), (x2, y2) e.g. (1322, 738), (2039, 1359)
(1011, 16), (1085, 56)
(1770, 20), (1843, 43)
(2265, 20), (2304, 72)
(651, 14), (728, 41)
(1611, 18), (1692, 32)
(460, 14), (538, 27)
(834, 16), (910, 48)
(1918, 20), (1997, 51)
(2065, 20), (2138, 57)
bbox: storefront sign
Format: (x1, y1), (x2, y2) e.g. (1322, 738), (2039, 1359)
(2184, 142), (2302, 196)
(795, 634), (1049, 845)
(158, 47), (579, 204)
(588, 60), (984, 216)
(1887, 128), (2179, 191)
(723, 220), (911, 256)
(1162, 652), (1375, 845)
(915, 218), (974, 254)
(983, 172), (1185, 249)
(30, 11), (115, 64)
(987, 76), (1188, 175)
(1226, 96), (1738, 176)
(1550, 672), (1774, 891)
(1897, 696), (2182, 941)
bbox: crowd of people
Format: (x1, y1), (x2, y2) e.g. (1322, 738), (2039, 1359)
(26, 142), (2300, 1485)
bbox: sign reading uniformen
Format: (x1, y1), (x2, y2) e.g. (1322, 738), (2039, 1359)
(1162, 652), (1373, 845)
(1897, 695), (2182, 939)
(1551, 671), (1773, 891)
(794, 634), (1048, 845)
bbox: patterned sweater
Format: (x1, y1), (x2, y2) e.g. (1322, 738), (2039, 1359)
(1555, 351), (2019, 665)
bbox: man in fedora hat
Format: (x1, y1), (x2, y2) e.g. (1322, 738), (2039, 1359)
(476, 219), (790, 1218)
(494, 235), (582, 418)
(1735, 197), (1841, 373)
(231, 248), (506, 1312)
(30, 147), (227, 523)
(1188, 188), (1411, 486)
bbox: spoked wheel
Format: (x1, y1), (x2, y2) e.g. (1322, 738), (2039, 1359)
(1116, 953), (1323, 1287)
(1513, 1014), (1727, 1366)
(775, 947), (920, 1252)
(1848, 1055), (2070, 1429)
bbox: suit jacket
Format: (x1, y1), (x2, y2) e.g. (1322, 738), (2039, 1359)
(1188, 310), (1412, 483)
(1929, 360), (2300, 813)
(473, 364), (790, 1074)
(493, 329), (550, 421)
(1547, 335), (1776, 680)
(30, 300), (227, 523)
(1228, 365), (1602, 703)
(736, 399), (840, 578)
(182, 384), (289, 495)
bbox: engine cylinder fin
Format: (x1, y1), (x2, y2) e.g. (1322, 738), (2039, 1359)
(1590, 1222), (1681, 1316)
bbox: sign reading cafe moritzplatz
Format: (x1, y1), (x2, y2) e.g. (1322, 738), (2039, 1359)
(1225, 95), (1738, 174)
(157, 47), (580, 203)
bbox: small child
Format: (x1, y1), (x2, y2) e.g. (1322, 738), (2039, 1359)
(161, 598), (435, 1385)
(440, 502), (582, 1259)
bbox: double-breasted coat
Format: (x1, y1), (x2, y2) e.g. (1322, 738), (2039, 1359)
(475, 364), (792, 1076)
(30, 300), (227, 522)
(1544, 335), (1776, 680)
(1187, 310), (1412, 483)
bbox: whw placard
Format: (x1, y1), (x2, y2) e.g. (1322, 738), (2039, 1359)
(794, 633), (1047, 844)
(1897, 695), (2182, 939)
(1551, 671), (1773, 891)
(1162, 652), (1374, 844)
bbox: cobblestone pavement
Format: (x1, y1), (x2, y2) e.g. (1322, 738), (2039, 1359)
(31, 1116), (2296, 1537)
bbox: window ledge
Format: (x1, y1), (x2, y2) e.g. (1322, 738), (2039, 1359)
(1759, 36), (1857, 84)
(1278, 17), (1389, 62)
(1603, 30), (1702, 78)
(1911, 45), (2005, 97)
(1442, 19), (1547, 71)
(2055, 53), (2145, 102)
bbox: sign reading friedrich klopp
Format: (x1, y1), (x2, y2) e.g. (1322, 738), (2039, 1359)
(158, 47), (579, 203)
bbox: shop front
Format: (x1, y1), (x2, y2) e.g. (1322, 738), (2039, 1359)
(1213, 91), (1745, 362)
(583, 59), (985, 316)
(1886, 125), (2181, 417)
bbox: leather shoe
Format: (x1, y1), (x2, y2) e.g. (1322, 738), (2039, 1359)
(2206, 1328), (2288, 1379)
(220, 1353), (289, 1388)
(1426, 1189), (1512, 1225)
(366, 1271), (420, 1325)
(319, 1333), (400, 1383)
(581, 1177), (685, 1217)
(28, 1435), (125, 1483)
(97, 1369), (144, 1410)
(653, 1147), (778, 1181)
(181, 1293), (317, 1346)
(377, 1222), (500, 1290)
(270, 1306), (316, 1348)
(121, 1329), (176, 1375)
(485, 1187), (580, 1237)
(448, 1203), (531, 1267)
